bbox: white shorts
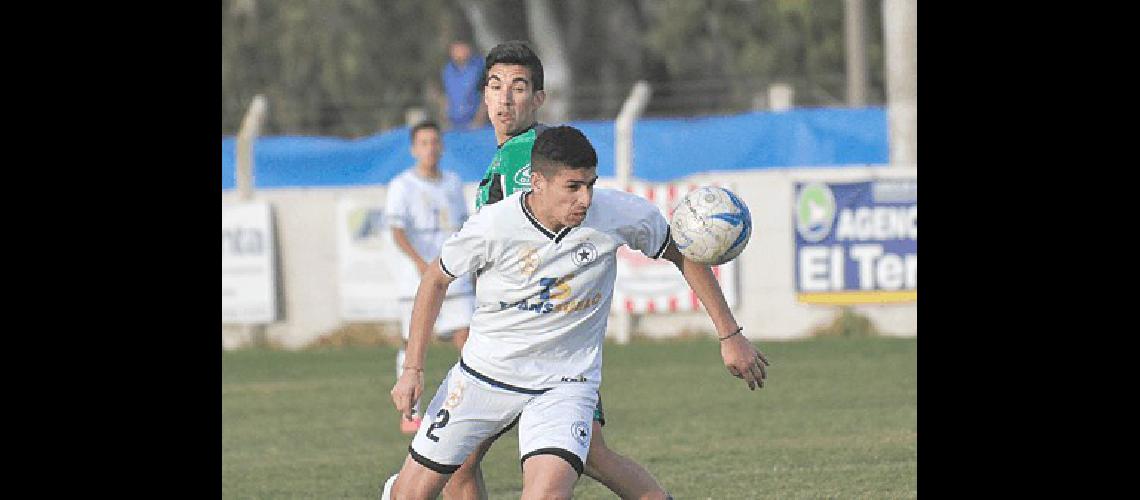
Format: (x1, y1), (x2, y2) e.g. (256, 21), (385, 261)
(408, 360), (598, 476)
(399, 295), (475, 341)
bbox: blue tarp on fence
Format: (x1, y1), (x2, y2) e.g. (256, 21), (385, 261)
(221, 107), (888, 189)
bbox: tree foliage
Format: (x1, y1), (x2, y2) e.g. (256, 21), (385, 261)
(222, 0), (885, 137)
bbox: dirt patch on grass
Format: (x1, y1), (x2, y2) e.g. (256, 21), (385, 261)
(307, 322), (402, 349)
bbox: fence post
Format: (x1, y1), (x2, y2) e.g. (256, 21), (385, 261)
(613, 81), (652, 345)
(235, 94), (269, 346)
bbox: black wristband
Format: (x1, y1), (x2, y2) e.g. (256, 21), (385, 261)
(718, 326), (743, 341)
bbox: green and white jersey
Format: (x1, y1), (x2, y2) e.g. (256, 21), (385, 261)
(475, 123), (549, 211)
(439, 189), (672, 390)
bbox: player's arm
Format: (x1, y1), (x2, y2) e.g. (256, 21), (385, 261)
(391, 207), (490, 415)
(661, 242), (770, 391)
(390, 258), (455, 418)
(386, 181), (428, 274)
(391, 227), (429, 275)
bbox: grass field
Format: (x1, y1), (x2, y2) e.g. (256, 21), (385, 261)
(222, 336), (916, 499)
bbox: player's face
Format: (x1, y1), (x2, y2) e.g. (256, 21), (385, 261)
(534, 166), (597, 229)
(484, 64), (545, 138)
(411, 128), (442, 167)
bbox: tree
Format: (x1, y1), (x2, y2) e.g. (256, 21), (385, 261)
(222, 0), (887, 137)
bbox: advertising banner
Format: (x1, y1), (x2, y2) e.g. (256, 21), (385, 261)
(794, 180), (917, 304)
(614, 183), (738, 313)
(222, 202), (278, 323)
(335, 198), (402, 321)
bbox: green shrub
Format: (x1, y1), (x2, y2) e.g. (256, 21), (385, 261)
(810, 307), (881, 338)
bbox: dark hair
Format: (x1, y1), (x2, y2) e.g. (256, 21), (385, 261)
(531, 126), (597, 178)
(410, 121), (440, 141)
(484, 40), (543, 91)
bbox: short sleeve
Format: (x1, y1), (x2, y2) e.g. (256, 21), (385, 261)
(385, 178), (409, 229)
(439, 209), (491, 278)
(617, 193), (672, 259)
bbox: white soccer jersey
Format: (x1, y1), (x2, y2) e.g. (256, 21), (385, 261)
(439, 188), (671, 390)
(385, 169), (473, 298)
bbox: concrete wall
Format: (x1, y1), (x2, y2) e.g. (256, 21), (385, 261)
(222, 165), (917, 349)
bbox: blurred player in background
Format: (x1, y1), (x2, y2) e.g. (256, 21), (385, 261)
(439, 40), (487, 131)
(383, 125), (769, 500)
(386, 121), (475, 435)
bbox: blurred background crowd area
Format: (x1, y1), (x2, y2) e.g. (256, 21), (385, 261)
(222, 0), (888, 137)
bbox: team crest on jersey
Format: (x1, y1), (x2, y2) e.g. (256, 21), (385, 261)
(514, 164), (532, 187)
(519, 246), (540, 278)
(571, 242), (597, 267)
(443, 379), (466, 410)
(571, 421), (590, 446)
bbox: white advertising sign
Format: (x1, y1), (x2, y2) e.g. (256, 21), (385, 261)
(335, 198), (402, 321)
(222, 202), (278, 323)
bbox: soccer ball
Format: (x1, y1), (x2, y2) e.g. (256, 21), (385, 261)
(669, 186), (752, 265)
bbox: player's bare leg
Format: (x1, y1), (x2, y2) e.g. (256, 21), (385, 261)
(441, 433), (492, 500)
(521, 454), (578, 500)
(434, 326), (483, 499)
(583, 423), (671, 500)
(389, 454), (451, 500)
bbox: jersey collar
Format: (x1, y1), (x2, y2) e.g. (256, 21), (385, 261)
(497, 122), (540, 149)
(520, 192), (573, 243)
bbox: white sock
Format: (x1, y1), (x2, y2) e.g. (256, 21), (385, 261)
(381, 473), (398, 500)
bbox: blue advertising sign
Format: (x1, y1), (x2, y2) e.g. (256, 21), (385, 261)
(794, 180), (917, 304)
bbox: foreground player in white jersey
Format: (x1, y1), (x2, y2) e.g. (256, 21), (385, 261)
(385, 126), (769, 499)
(386, 121), (476, 435)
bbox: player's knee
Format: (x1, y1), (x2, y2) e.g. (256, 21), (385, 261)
(521, 454), (578, 499)
(520, 482), (573, 500)
(392, 473), (436, 500)
(393, 454), (451, 499)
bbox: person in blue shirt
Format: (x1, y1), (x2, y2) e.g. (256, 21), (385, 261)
(440, 40), (487, 130)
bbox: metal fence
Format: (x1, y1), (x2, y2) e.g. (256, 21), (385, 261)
(222, 73), (884, 137)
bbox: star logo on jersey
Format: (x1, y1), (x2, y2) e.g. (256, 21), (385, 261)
(571, 421), (590, 446)
(571, 242), (597, 267)
(514, 163), (532, 188)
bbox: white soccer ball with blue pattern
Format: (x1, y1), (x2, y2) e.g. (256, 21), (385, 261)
(669, 186), (752, 266)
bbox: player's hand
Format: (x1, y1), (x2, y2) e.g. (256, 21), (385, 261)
(720, 333), (770, 391)
(390, 369), (424, 419)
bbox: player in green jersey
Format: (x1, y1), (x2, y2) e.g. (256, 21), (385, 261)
(475, 124), (547, 210)
(451, 41), (672, 500)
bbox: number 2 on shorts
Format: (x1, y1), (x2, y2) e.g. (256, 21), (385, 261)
(425, 409), (450, 442)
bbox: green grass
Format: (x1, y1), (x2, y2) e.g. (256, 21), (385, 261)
(222, 336), (916, 499)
